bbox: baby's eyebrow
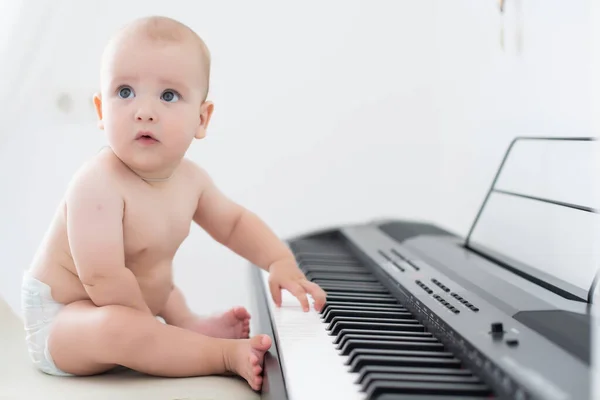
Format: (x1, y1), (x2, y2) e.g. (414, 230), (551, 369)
(109, 75), (139, 86)
(158, 77), (188, 91)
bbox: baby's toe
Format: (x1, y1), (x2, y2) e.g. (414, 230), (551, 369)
(253, 376), (263, 391)
(250, 334), (272, 352)
(233, 306), (251, 320)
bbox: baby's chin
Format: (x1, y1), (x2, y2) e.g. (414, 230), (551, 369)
(110, 147), (172, 173)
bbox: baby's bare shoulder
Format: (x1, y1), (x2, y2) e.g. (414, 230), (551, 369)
(179, 158), (214, 189)
(66, 149), (126, 200)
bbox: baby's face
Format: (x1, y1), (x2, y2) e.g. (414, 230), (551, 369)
(95, 33), (212, 177)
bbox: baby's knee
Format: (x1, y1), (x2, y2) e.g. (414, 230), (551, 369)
(94, 305), (154, 349)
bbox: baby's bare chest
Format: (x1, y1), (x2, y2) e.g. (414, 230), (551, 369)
(122, 190), (197, 258)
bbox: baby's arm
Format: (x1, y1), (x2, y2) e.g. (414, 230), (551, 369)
(192, 167), (293, 272)
(192, 164), (326, 311)
(66, 167), (152, 314)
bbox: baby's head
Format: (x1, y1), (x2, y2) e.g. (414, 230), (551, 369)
(94, 16), (213, 180)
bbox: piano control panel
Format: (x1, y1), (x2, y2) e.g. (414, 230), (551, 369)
(340, 225), (589, 400)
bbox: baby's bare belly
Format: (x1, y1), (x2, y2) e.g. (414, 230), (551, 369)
(31, 248), (174, 316)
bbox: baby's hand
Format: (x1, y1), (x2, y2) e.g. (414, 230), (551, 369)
(268, 259), (326, 312)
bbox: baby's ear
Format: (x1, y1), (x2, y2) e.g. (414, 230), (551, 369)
(93, 93), (104, 130)
(195, 100), (214, 139)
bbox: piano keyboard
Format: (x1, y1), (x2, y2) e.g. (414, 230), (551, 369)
(259, 237), (497, 400)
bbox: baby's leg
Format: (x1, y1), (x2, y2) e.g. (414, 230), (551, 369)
(47, 300), (271, 387)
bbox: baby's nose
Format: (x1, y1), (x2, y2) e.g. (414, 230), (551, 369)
(135, 103), (157, 122)
(136, 113), (154, 122)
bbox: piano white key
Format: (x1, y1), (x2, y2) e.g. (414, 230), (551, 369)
(260, 270), (365, 400)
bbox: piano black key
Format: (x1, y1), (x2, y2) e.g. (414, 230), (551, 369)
(362, 372), (481, 388)
(328, 316), (419, 334)
(365, 380), (492, 398)
(302, 265), (368, 273)
(319, 279), (386, 286)
(339, 339), (444, 355)
(323, 309), (413, 323)
(329, 321), (427, 336)
(334, 329), (433, 344)
(325, 294), (399, 304)
(315, 279), (388, 289)
(322, 302), (406, 312)
(296, 255), (358, 263)
(350, 355), (462, 373)
(306, 272), (378, 282)
(356, 365), (474, 385)
(337, 333), (437, 349)
(347, 349), (455, 366)
(322, 305), (407, 319)
(320, 284), (390, 294)
(376, 396), (493, 400)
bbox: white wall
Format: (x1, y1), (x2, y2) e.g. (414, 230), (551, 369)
(0, 0), (596, 318)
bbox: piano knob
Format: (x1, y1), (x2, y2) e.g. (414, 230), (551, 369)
(490, 322), (504, 334)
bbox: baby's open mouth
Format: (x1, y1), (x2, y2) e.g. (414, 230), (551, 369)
(136, 131), (159, 142)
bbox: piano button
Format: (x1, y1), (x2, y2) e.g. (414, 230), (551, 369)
(365, 380), (492, 398)
(349, 354), (462, 373)
(337, 334), (438, 349)
(330, 321), (427, 336)
(346, 348), (455, 366)
(339, 339), (445, 356)
(334, 329), (433, 345)
(356, 365), (474, 385)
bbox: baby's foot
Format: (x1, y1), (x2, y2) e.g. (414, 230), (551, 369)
(188, 306), (251, 339)
(225, 334), (272, 391)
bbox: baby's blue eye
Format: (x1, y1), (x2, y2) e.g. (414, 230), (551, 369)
(161, 90), (180, 103)
(118, 86), (135, 99)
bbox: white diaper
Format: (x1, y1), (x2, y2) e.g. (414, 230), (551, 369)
(21, 270), (74, 377)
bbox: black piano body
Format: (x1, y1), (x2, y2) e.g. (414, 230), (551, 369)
(251, 137), (597, 400)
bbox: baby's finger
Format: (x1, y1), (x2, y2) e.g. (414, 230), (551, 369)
(284, 281), (309, 311)
(269, 280), (282, 307)
(301, 280), (327, 311)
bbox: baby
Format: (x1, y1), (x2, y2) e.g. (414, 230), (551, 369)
(20, 15), (326, 391)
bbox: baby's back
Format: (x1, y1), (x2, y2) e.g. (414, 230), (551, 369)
(28, 148), (202, 315)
